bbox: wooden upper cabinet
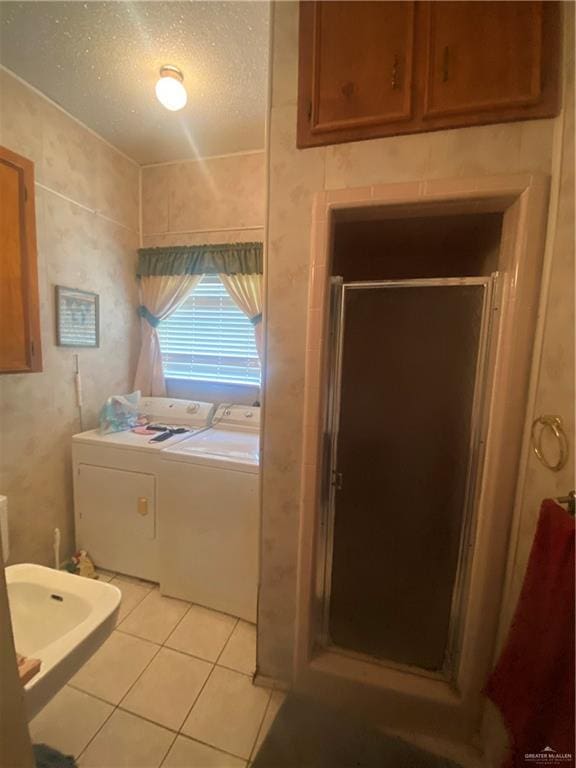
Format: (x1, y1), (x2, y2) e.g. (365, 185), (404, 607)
(0, 146), (42, 374)
(424, 2), (545, 118)
(302, 1), (416, 135)
(297, 1), (561, 149)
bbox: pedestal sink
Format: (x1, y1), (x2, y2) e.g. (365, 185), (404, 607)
(6, 564), (121, 719)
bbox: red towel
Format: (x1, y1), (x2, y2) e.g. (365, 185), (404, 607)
(485, 499), (575, 767)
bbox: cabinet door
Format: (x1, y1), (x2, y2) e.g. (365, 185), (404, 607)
(76, 464), (158, 580)
(0, 146), (42, 373)
(423, 1), (546, 119)
(298, 1), (417, 147)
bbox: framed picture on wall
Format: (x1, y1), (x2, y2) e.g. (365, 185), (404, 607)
(55, 286), (100, 347)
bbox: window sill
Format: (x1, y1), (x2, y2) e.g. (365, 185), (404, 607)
(165, 377), (260, 406)
(165, 376), (260, 389)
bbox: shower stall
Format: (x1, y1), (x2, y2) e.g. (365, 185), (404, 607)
(317, 275), (498, 680)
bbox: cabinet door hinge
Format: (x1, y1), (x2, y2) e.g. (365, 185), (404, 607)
(307, 101), (312, 122)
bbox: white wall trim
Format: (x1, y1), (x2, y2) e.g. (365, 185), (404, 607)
(143, 224), (265, 238)
(34, 181), (139, 234)
(140, 148), (266, 170)
(138, 167), (143, 248)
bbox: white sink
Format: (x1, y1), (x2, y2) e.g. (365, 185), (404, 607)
(6, 563), (120, 719)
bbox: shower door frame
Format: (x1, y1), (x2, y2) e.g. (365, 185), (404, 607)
(316, 276), (499, 682)
(292, 173), (551, 742)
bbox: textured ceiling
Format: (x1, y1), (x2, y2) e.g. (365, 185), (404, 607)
(0, 1), (269, 164)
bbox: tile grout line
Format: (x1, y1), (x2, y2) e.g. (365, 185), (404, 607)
(52, 578), (163, 764)
(74, 636), (164, 763)
(167, 617), (240, 745)
(63, 582), (261, 765)
(70, 667), (259, 764)
(159, 598), (195, 647)
(74, 578), (166, 764)
(116, 705), (183, 736)
(60, 574), (122, 761)
(74, 695), (118, 763)
(214, 618), (240, 665)
(66, 682), (123, 709)
(215, 661), (257, 679)
(113, 597), (233, 746)
(211, 617), (271, 764)
(76, 636), (166, 762)
(114, 629), (256, 678)
(157, 732), (179, 768)
(115, 635), (164, 707)
(169, 663), (217, 750)
(163, 610), (219, 734)
(159, 731), (251, 767)
(248, 688), (275, 764)
(115, 584), (190, 640)
(110, 576), (155, 628)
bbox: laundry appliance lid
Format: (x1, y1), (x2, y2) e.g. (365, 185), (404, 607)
(71, 426), (204, 453)
(161, 427), (260, 472)
(72, 397), (215, 453)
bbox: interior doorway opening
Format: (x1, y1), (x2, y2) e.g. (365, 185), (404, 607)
(296, 176), (550, 742)
(318, 209), (503, 679)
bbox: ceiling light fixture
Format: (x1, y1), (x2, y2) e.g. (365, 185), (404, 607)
(155, 65), (187, 111)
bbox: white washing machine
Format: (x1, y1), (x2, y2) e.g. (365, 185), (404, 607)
(72, 398), (214, 582)
(159, 404), (260, 622)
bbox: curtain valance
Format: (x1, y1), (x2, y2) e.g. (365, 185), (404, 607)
(137, 242), (263, 277)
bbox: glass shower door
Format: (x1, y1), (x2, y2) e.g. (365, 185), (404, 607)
(321, 277), (496, 677)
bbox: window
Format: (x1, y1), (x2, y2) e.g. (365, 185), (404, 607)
(158, 274), (260, 385)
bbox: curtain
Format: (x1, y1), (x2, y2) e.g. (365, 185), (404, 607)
(137, 242), (263, 277)
(133, 274), (203, 396)
(134, 242), (264, 394)
(219, 273), (263, 360)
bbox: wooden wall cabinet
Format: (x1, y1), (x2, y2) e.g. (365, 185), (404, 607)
(297, 1), (560, 148)
(0, 146), (42, 373)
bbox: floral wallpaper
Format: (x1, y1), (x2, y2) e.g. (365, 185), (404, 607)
(0, 68), (140, 566)
(141, 152), (266, 243)
(498, 5), (575, 639)
(140, 151), (266, 405)
(259, 1), (573, 684)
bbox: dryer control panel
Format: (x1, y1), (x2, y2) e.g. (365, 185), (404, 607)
(139, 397), (214, 428)
(212, 404), (261, 431)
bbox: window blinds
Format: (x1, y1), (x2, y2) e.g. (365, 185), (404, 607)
(158, 274), (261, 385)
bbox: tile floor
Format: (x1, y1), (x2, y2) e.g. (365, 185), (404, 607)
(30, 571), (285, 767)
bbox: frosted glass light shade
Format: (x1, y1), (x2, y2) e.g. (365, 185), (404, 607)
(155, 68), (187, 111)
